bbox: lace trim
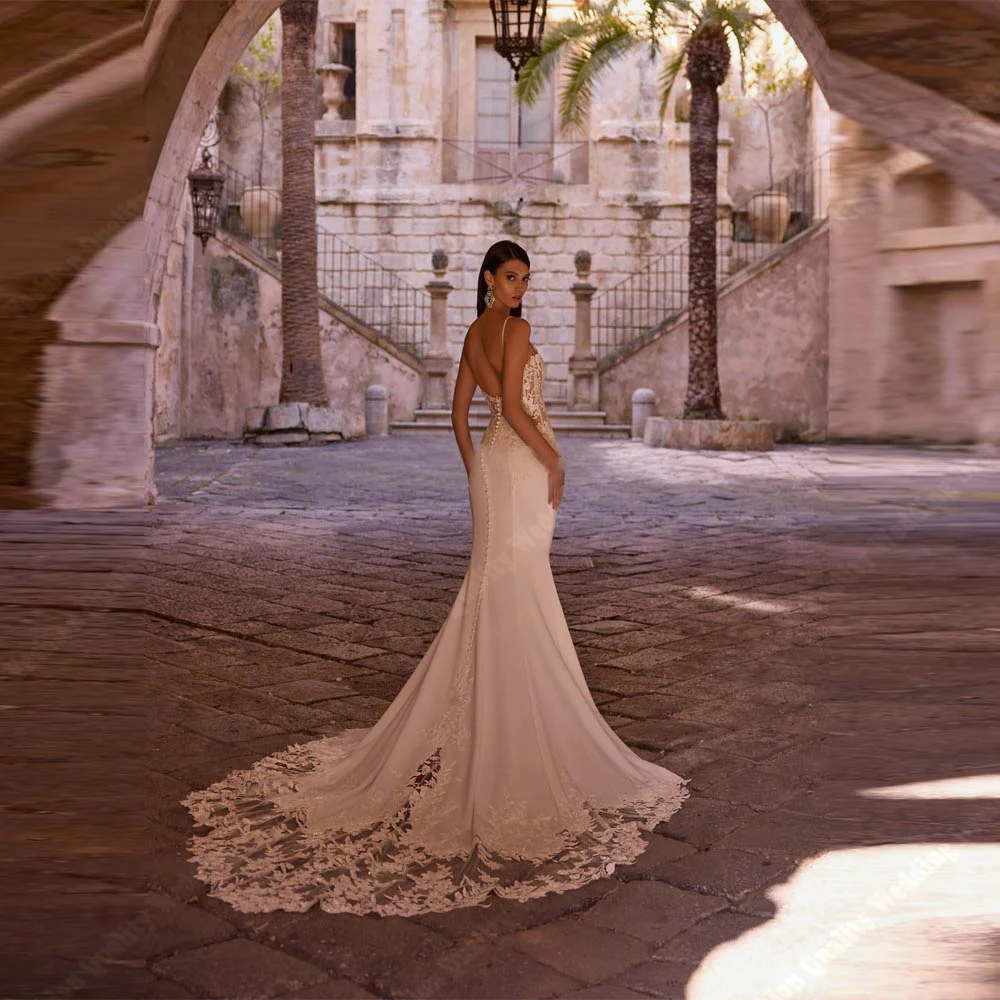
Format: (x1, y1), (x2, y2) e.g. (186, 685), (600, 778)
(181, 735), (689, 917)
(482, 353), (558, 455)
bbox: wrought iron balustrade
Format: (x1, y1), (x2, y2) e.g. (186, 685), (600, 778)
(592, 153), (830, 360)
(215, 160), (430, 358)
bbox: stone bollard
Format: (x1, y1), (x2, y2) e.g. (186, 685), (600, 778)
(365, 384), (389, 436)
(631, 387), (655, 440)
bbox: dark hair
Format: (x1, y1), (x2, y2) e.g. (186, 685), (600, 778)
(476, 240), (531, 317)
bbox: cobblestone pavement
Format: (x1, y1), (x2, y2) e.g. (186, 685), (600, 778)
(5, 437), (1000, 999)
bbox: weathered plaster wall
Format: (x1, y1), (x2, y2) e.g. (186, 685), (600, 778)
(601, 225), (830, 440)
(154, 235), (422, 442)
(827, 120), (1000, 444)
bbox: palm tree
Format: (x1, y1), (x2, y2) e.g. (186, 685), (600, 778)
(279, 0), (328, 407)
(518, 0), (764, 420)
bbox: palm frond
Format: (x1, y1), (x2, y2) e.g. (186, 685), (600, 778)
(558, 20), (641, 132)
(656, 44), (688, 122)
(710, 2), (770, 89)
(516, 16), (596, 106)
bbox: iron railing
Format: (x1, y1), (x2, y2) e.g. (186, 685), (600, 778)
(316, 231), (429, 357)
(442, 139), (589, 185)
(592, 236), (731, 358)
(592, 152), (830, 359)
(216, 160), (430, 357)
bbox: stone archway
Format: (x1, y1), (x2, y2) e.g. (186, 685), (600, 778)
(768, 0), (1000, 215)
(6, 0), (1000, 508)
(26, 0), (283, 508)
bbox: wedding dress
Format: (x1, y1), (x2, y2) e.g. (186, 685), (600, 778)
(182, 325), (689, 917)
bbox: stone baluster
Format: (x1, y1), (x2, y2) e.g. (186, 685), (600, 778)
(422, 249), (454, 409)
(568, 250), (598, 411)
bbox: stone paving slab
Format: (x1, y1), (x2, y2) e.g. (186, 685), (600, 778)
(4, 437), (1000, 998)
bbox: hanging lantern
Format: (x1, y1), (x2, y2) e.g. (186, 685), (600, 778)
(489, 0), (548, 81)
(187, 147), (224, 249)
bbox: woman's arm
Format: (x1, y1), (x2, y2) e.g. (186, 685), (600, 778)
(451, 342), (477, 476)
(501, 318), (561, 472)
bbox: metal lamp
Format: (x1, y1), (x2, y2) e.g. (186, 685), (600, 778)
(187, 147), (224, 249)
(489, 0), (548, 81)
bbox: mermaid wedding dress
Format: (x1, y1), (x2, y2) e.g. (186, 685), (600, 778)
(182, 343), (689, 917)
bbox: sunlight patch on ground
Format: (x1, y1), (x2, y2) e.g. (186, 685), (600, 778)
(687, 844), (1000, 1000)
(860, 775), (1000, 800)
(686, 585), (793, 614)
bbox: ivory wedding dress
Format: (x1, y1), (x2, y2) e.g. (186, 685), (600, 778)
(182, 332), (689, 917)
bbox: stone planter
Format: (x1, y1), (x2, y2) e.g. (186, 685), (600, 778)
(240, 186), (282, 240)
(245, 403), (363, 445)
(318, 62), (352, 121)
(643, 417), (776, 451)
(747, 191), (791, 244)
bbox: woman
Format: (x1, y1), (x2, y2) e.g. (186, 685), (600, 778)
(182, 241), (688, 917)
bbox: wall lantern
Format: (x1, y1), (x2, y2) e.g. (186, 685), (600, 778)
(489, 0), (548, 81)
(187, 147), (224, 249)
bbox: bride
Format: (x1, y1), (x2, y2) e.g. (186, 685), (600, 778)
(182, 240), (689, 917)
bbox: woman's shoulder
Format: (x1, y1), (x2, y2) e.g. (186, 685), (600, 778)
(504, 315), (531, 339)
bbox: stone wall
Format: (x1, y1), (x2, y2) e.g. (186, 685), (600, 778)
(600, 224), (830, 441)
(827, 120), (1000, 444)
(154, 223), (422, 443)
(316, 195), (692, 401)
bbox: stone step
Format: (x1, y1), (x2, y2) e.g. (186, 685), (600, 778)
(412, 407), (611, 427)
(390, 420), (631, 438)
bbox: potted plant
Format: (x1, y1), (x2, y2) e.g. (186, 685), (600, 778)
(742, 36), (807, 243)
(233, 17), (282, 240)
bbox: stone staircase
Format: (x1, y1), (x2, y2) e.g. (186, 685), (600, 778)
(391, 395), (630, 437)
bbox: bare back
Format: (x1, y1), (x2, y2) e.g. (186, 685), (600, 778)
(463, 314), (507, 400)
(464, 313), (537, 400)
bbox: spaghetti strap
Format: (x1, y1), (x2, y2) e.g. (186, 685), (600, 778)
(501, 315), (509, 349)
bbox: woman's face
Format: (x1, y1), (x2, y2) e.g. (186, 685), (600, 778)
(487, 258), (530, 312)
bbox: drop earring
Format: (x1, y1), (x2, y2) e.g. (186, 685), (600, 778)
(484, 286), (495, 309)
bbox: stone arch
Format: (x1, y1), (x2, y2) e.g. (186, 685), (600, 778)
(767, 0), (1000, 216)
(144, 0), (282, 322)
(31, 0), (282, 508)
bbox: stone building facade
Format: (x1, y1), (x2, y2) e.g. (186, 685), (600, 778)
(177, 0), (818, 412)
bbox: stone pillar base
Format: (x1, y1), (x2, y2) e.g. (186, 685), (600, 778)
(567, 354), (598, 410)
(33, 319), (160, 509)
(643, 417), (777, 451)
(245, 403), (364, 445)
(421, 354), (453, 410)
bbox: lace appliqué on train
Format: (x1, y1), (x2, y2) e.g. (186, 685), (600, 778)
(181, 736), (689, 917)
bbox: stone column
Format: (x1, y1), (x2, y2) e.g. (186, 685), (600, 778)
(422, 249), (454, 410)
(568, 250), (598, 411)
(32, 218), (158, 509)
(33, 319), (159, 508)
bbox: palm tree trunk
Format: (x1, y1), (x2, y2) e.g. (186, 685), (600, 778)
(279, 0), (327, 406)
(683, 27), (728, 421)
